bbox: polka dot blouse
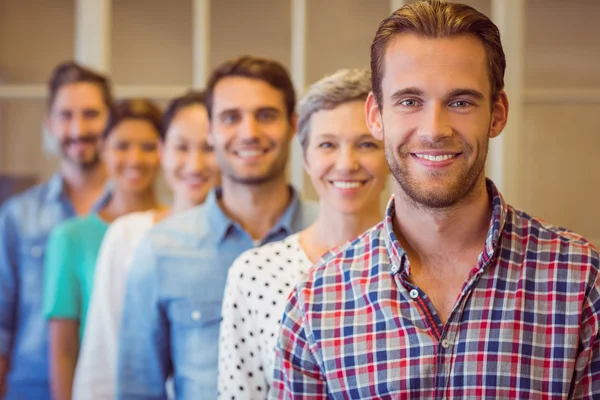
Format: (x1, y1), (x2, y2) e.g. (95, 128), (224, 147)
(218, 233), (311, 399)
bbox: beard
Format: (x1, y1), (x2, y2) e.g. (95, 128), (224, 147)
(59, 134), (103, 171)
(384, 128), (489, 210)
(215, 137), (290, 186)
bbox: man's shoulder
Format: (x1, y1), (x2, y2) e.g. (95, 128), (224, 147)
(1, 180), (54, 217)
(508, 206), (600, 268)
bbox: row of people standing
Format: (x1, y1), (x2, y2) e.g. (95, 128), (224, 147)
(0, 51), (387, 398)
(2, 0), (600, 398)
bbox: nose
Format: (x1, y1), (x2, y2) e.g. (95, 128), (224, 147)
(187, 149), (206, 173)
(418, 102), (453, 141)
(335, 145), (359, 172)
(127, 146), (144, 165)
(68, 114), (88, 136)
(238, 115), (261, 142)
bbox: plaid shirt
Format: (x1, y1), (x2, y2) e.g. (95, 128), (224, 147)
(271, 181), (600, 399)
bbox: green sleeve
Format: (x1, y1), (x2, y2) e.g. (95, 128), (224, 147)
(43, 224), (81, 320)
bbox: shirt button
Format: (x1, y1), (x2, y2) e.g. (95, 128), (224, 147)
(441, 339), (451, 349)
(409, 289), (419, 299)
(30, 246), (42, 258)
(391, 264), (399, 274)
(191, 311), (201, 320)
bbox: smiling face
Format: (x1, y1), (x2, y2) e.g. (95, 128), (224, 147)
(366, 33), (508, 209)
(102, 119), (161, 195)
(161, 104), (220, 207)
(208, 76), (294, 186)
(304, 100), (387, 215)
(46, 82), (109, 170)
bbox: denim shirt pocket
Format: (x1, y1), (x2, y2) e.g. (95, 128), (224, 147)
(169, 300), (222, 328)
(169, 300), (223, 372)
(19, 236), (47, 305)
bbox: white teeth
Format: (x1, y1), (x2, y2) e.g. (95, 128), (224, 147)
(331, 181), (363, 189)
(236, 149), (263, 158)
(415, 153), (455, 162)
(124, 170), (143, 179)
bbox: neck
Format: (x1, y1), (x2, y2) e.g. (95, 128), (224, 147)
(219, 174), (291, 241)
(171, 196), (197, 215)
(60, 161), (107, 192)
(300, 200), (382, 263)
(100, 187), (160, 223)
(393, 177), (492, 268)
(60, 161), (109, 215)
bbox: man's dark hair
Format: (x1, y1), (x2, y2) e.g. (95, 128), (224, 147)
(48, 61), (113, 110)
(204, 55), (296, 121)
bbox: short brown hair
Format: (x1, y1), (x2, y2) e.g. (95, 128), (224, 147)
(371, 0), (505, 108)
(103, 98), (163, 139)
(48, 61), (113, 110)
(204, 55), (296, 121)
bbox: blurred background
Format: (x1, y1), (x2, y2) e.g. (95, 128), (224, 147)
(0, 0), (598, 247)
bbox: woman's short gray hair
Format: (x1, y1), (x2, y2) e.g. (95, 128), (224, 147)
(297, 68), (372, 153)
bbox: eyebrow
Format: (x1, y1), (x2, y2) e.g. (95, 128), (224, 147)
(218, 106), (282, 116)
(446, 88), (485, 101)
(390, 87), (424, 102)
(390, 87), (486, 101)
(314, 133), (374, 140)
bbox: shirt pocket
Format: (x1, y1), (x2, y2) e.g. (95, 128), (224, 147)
(169, 300), (222, 328)
(19, 236), (47, 304)
(168, 300), (223, 371)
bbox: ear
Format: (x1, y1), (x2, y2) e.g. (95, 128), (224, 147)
(489, 91), (509, 139)
(365, 92), (384, 141)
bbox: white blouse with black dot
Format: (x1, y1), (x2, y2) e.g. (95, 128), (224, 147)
(218, 233), (311, 400)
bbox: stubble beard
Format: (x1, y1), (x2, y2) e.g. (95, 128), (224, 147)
(384, 128), (489, 210)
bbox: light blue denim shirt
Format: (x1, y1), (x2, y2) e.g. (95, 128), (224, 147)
(117, 187), (317, 400)
(0, 173), (110, 399)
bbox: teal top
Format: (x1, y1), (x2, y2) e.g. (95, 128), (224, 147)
(43, 213), (109, 341)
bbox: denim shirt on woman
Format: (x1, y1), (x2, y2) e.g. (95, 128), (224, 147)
(0, 173), (109, 399)
(116, 187), (317, 400)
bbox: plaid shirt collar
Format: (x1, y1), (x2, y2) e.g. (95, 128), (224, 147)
(384, 178), (507, 278)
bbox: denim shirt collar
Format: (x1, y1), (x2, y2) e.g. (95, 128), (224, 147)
(207, 185), (303, 244)
(44, 172), (112, 211)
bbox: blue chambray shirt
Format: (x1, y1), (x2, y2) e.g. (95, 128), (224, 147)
(117, 187), (317, 400)
(0, 173), (110, 399)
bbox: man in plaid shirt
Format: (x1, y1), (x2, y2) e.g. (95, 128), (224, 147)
(271, 1), (600, 398)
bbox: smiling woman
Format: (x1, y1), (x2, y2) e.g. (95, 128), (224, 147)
(218, 68), (388, 399)
(42, 98), (164, 400)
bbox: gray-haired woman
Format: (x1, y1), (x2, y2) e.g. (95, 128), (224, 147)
(217, 68), (389, 399)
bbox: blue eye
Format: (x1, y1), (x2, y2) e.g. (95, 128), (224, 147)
(358, 141), (378, 149)
(449, 100), (471, 108)
(221, 113), (240, 125)
(318, 142), (335, 149)
(399, 99), (420, 107)
(256, 111), (277, 122)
